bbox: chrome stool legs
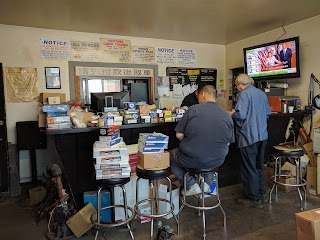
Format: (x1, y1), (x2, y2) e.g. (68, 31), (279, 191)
(135, 177), (179, 240)
(92, 185), (135, 240)
(269, 156), (307, 211)
(180, 172), (226, 240)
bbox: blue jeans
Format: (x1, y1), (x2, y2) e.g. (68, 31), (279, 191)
(170, 148), (214, 190)
(239, 140), (267, 202)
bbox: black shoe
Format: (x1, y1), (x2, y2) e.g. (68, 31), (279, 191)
(237, 198), (263, 208)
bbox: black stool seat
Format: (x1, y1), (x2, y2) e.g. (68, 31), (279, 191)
(273, 146), (304, 158)
(186, 168), (218, 175)
(136, 166), (171, 180)
(97, 177), (131, 187)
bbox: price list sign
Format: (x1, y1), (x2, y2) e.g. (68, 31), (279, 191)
(166, 67), (217, 90)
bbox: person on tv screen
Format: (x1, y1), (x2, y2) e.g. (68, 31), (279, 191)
(279, 43), (292, 68)
(265, 51), (282, 67)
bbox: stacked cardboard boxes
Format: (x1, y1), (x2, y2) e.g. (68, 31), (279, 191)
(93, 126), (130, 179)
(138, 133), (170, 169)
(42, 104), (72, 130)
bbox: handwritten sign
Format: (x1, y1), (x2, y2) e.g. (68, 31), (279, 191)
(132, 46), (155, 64)
(177, 49), (196, 66)
(100, 38), (131, 63)
(40, 39), (71, 60)
(156, 47), (176, 64)
(75, 66), (153, 77)
(71, 41), (101, 61)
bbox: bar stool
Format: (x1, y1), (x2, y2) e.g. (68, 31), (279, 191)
(134, 166), (179, 240)
(269, 145), (307, 211)
(91, 178), (135, 240)
(179, 168), (226, 240)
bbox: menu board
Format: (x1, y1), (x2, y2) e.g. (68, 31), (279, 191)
(166, 67), (217, 90)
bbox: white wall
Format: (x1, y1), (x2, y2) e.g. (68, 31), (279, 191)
(0, 24), (226, 144)
(226, 15), (320, 125)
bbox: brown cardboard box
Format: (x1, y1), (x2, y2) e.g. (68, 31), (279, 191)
(307, 166), (317, 195)
(279, 177), (296, 193)
(40, 92), (66, 103)
(138, 151), (170, 169)
(29, 186), (47, 205)
(137, 104), (156, 115)
(296, 208), (320, 240)
(303, 142), (317, 167)
(38, 107), (46, 128)
(66, 203), (96, 238)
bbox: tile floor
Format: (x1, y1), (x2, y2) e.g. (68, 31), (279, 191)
(0, 183), (319, 240)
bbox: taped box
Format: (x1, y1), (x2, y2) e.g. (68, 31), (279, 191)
(66, 203), (96, 238)
(296, 208), (320, 240)
(138, 151), (170, 169)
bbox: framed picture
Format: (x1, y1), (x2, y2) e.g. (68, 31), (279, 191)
(45, 67), (61, 89)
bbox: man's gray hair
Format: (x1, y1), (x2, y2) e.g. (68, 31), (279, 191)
(235, 73), (254, 86)
(198, 84), (217, 98)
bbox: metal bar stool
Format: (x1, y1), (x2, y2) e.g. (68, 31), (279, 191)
(91, 178), (135, 240)
(269, 145), (307, 211)
(179, 168), (226, 240)
(134, 166), (179, 240)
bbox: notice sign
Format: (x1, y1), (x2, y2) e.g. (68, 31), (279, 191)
(156, 47), (176, 65)
(132, 46), (155, 64)
(40, 39), (71, 60)
(100, 38), (131, 63)
(71, 41), (101, 61)
(177, 49), (196, 66)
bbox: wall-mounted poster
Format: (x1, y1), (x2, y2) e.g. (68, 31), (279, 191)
(71, 41), (101, 61)
(40, 39), (71, 60)
(5, 67), (38, 102)
(132, 46), (155, 64)
(156, 47), (176, 65)
(100, 38), (131, 63)
(177, 49), (197, 66)
(157, 76), (170, 97)
(45, 67), (61, 89)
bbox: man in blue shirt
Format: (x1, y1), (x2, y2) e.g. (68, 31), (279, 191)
(229, 74), (271, 208)
(171, 85), (235, 196)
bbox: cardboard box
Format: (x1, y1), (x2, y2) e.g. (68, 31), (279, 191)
(303, 142), (317, 167)
(138, 151), (170, 169)
(296, 208), (320, 240)
(40, 92), (66, 103)
(29, 186), (47, 205)
(38, 107), (46, 128)
(279, 177), (296, 193)
(158, 182), (180, 219)
(48, 96), (61, 105)
(66, 203), (96, 238)
(314, 128), (320, 154)
(307, 166), (317, 195)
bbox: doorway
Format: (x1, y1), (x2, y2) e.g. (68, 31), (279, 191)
(0, 63), (9, 192)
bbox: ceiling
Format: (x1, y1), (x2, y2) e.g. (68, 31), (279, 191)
(1, 0), (320, 44)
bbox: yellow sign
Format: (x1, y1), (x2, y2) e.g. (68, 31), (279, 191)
(187, 70), (200, 75)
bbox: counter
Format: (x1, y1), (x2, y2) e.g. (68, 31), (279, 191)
(48, 111), (305, 208)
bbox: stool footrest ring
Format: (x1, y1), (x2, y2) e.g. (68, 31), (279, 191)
(91, 205), (134, 228)
(135, 198), (174, 218)
(182, 199), (222, 211)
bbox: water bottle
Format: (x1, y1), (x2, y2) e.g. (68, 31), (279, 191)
(209, 175), (217, 195)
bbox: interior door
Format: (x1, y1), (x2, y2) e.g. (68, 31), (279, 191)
(0, 63), (9, 192)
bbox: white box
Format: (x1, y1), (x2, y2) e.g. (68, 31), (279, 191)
(314, 128), (320, 153)
(93, 147), (128, 158)
(113, 175), (149, 221)
(48, 96), (61, 105)
(95, 155), (129, 164)
(158, 183), (179, 219)
(136, 204), (151, 223)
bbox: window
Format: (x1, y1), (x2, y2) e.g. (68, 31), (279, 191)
(81, 78), (122, 104)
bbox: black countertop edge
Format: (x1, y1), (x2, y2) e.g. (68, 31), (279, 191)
(46, 122), (177, 135)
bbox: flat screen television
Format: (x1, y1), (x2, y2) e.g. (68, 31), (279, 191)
(243, 36), (300, 81)
(90, 92), (130, 112)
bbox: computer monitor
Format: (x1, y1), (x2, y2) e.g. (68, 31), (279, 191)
(90, 92), (130, 112)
